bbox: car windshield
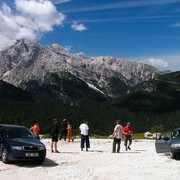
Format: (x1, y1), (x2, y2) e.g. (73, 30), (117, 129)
(4, 127), (36, 139)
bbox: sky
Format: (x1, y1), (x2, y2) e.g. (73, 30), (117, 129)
(1, 0), (180, 71)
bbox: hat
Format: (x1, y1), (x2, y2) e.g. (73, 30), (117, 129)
(127, 122), (131, 125)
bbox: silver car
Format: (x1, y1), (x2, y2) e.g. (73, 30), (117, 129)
(155, 128), (180, 159)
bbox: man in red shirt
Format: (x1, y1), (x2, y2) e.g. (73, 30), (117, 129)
(123, 122), (133, 151)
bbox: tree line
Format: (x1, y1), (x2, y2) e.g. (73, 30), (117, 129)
(0, 95), (180, 135)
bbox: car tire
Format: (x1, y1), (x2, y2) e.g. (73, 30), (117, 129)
(2, 148), (9, 164)
(170, 151), (176, 159)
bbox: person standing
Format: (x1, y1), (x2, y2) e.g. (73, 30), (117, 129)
(67, 121), (74, 142)
(79, 120), (90, 151)
(48, 118), (60, 153)
(60, 119), (68, 141)
(123, 122), (133, 151)
(112, 120), (123, 153)
(30, 120), (40, 140)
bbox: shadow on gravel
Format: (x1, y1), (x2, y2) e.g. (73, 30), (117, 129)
(11, 158), (59, 167)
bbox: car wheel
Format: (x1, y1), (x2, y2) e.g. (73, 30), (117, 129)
(170, 151), (175, 159)
(2, 148), (9, 164)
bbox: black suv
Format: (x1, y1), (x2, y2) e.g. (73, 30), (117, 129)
(0, 124), (46, 164)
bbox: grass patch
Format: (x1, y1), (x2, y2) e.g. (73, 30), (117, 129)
(40, 133), (155, 140)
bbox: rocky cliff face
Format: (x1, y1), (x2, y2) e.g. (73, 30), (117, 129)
(0, 40), (159, 98)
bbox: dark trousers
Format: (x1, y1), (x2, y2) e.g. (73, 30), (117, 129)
(124, 136), (132, 147)
(81, 135), (90, 149)
(60, 129), (67, 140)
(112, 138), (121, 153)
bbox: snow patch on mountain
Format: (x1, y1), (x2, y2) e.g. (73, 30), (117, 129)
(86, 82), (105, 95)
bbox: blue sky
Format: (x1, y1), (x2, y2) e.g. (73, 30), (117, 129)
(1, 0), (180, 71)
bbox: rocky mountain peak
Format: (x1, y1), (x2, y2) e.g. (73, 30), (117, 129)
(0, 40), (159, 98)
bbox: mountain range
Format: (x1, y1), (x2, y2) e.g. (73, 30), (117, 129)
(0, 40), (159, 103)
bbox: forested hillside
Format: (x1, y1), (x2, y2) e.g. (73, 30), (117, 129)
(0, 71), (180, 135)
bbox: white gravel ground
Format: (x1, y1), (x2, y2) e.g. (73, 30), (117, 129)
(0, 138), (180, 180)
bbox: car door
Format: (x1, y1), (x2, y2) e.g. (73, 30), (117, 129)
(155, 131), (172, 153)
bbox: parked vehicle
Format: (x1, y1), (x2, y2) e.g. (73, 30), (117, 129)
(155, 127), (180, 159)
(0, 124), (46, 164)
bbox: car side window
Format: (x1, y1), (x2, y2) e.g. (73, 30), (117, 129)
(158, 131), (172, 140)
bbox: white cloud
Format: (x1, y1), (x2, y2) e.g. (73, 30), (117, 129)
(0, 0), (66, 50)
(52, 0), (72, 5)
(158, 54), (180, 71)
(64, 45), (72, 51)
(76, 52), (86, 56)
(71, 21), (87, 31)
(145, 58), (169, 69)
(170, 23), (180, 28)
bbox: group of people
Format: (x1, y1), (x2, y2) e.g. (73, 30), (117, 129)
(48, 118), (77, 153)
(112, 120), (133, 153)
(30, 118), (133, 154)
(48, 118), (90, 153)
(59, 119), (74, 142)
(30, 118), (76, 153)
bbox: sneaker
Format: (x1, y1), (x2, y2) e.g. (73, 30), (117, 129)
(128, 146), (131, 150)
(51, 150), (54, 153)
(86, 149), (88, 151)
(55, 150), (60, 153)
(125, 148), (128, 151)
(81, 148), (83, 151)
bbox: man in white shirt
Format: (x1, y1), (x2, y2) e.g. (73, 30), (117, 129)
(79, 120), (90, 151)
(112, 120), (123, 153)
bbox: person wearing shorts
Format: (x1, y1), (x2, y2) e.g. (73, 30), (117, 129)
(49, 118), (60, 153)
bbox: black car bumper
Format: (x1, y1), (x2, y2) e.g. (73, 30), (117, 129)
(8, 149), (46, 162)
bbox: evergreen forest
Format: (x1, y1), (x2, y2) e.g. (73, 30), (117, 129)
(0, 71), (180, 135)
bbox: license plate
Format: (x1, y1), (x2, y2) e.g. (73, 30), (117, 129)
(25, 153), (39, 157)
